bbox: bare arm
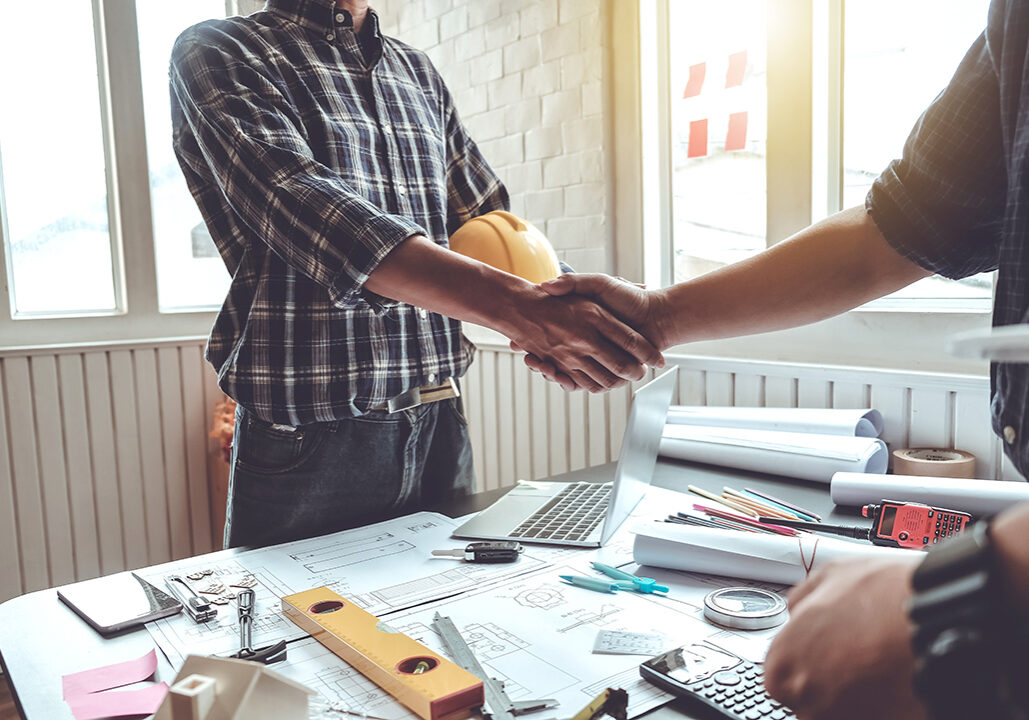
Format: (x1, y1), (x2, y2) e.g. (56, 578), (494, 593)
(365, 235), (664, 391)
(653, 205), (932, 347)
(521, 206), (930, 380)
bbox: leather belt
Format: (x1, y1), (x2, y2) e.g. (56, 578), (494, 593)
(372, 377), (459, 413)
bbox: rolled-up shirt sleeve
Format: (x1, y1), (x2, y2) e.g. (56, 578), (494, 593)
(170, 28), (425, 307)
(866, 29), (1006, 280)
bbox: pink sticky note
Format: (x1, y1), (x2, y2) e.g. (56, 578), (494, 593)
(687, 119), (708, 158)
(726, 50), (747, 88)
(682, 62), (706, 98)
(725, 111), (748, 151)
(66, 682), (168, 720)
(62, 649), (158, 699)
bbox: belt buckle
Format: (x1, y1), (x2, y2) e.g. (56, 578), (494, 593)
(387, 386), (422, 414)
(385, 377), (459, 414)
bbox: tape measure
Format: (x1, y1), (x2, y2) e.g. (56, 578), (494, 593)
(282, 587), (483, 720)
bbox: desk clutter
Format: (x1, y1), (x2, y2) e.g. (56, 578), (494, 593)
(54, 455), (1013, 720)
(58, 494), (806, 720)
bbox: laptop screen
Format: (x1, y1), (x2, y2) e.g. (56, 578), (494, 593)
(600, 367), (678, 544)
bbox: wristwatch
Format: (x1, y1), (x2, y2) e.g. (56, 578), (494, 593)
(908, 521), (1029, 719)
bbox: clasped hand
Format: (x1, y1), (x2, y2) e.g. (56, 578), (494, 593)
(505, 283), (664, 392)
(510, 274), (669, 392)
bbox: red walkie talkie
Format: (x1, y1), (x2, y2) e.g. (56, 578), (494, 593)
(758, 500), (974, 550)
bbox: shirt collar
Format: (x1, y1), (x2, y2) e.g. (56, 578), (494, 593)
(265, 0), (381, 38)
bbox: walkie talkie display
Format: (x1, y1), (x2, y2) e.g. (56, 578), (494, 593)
(760, 500), (973, 550)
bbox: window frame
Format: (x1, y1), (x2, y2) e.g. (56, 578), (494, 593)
(614, 0), (992, 374)
(0, 0), (238, 349)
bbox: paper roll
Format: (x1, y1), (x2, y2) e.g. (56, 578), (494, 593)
(892, 448), (976, 479)
(830, 472), (1029, 516)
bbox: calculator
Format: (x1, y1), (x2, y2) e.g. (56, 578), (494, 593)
(639, 642), (794, 719)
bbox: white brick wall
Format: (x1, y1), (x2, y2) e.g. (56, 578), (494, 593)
(375, 0), (611, 272)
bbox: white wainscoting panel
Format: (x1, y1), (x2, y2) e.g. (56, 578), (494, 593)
(0, 339), (222, 604)
(0, 332), (1016, 607)
(464, 338), (1014, 493)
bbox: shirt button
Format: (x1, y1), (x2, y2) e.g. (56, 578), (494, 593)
(335, 12), (346, 22)
(428, 373), (436, 384)
(1004, 425), (1017, 445)
(397, 186), (407, 195)
(326, 32), (334, 41)
(419, 308), (428, 319)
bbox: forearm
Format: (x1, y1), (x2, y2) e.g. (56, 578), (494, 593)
(654, 205), (932, 347)
(363, 234), (535, 335)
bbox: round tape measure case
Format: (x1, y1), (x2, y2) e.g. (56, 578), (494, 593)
(703, 587), (788, 630)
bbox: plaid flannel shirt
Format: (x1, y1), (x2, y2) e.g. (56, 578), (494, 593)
(866, 0), (1029, 477)
(170, 0), (508, 425)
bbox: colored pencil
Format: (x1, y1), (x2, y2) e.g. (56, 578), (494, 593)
(687, 485), (760, 518)
(744, 487), (822, 521)
(693, 503), (798, 536)
(722, 488), (797, 520)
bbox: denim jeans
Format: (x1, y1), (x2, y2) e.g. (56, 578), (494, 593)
(224, 397), (474, 548)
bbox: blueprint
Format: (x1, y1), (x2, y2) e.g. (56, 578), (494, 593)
(143, 512), (573, 665)
(142, 489), (784, 719)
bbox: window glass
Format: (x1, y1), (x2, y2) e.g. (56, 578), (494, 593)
(843, 0), (992, 305)
(0, 1), (116, 315)
(137, 1), (231, 311)
(668, 0), (767, 283)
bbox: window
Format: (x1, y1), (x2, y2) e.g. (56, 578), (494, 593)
(0, 1), (117, 316)
(0, 2), (234, 346)
(137, 0), (232, 311)
(668, 1), (767, 283)
(655, 0), (992, 310)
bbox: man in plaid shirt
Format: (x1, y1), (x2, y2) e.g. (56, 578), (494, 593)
(170, 0), (663, 548)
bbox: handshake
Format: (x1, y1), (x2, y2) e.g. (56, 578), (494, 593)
(499, 273), (674, 393)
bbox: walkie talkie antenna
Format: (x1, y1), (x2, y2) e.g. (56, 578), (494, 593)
(758, 517), (872, 541)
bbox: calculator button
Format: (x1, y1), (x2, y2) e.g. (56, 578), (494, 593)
(745, 709), (763, 719)
(771, 710), (787, 719)
(713, 671), (741, 685)
(928, 510), (933, 517)
(703, 688), (718, 698)
(754, 702), (775, 715)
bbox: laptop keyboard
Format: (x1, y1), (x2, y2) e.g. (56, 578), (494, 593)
(509, 482), (612, 542)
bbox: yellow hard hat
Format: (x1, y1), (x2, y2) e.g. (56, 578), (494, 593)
(448, 210), (561, 284)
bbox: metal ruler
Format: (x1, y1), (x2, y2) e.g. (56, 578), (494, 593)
(431, 612), (557, 720)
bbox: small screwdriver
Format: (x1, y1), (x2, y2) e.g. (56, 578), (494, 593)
(431, 541), (523, 563)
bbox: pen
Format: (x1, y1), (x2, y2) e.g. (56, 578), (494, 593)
(559, 575), (622, 593)
(744, 487), (822, 521)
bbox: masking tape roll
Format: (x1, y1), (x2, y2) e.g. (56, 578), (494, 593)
(891, 448), (976, 479)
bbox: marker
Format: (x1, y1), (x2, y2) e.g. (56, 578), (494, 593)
(559, 575), (621, 593)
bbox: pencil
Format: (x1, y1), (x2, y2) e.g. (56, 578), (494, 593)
(693, 503), (798, 536)
(740, 488), (818, 522)
(687, 485), (759, 518)
(744, 487), (822, 522)
(722, 488), (797, 520)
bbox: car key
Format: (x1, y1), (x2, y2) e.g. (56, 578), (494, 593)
(431, 541), (523, 563)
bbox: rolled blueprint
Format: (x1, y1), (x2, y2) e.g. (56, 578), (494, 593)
(831, 472), (1029, 516)
(666, 407), (883, 438)
(632, 522), (916, 585)
(659, 425), (889, 483)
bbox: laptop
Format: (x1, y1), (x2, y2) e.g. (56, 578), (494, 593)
(453, 366), (678, 547)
